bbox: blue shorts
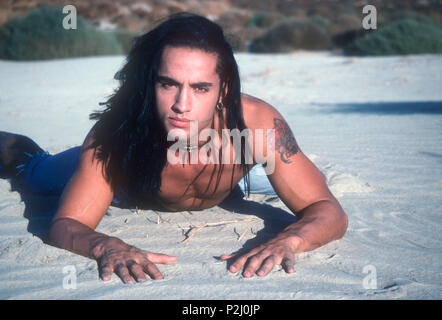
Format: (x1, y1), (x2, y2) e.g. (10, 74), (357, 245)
(15, 146), (276, 204)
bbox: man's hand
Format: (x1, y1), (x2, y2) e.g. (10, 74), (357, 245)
(94, 237), (178, 283)
(219, 233), (303, 278)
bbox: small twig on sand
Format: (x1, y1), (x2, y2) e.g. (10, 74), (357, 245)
(130, 207), (140, 215)
(156, 211), (171, 224)
(233, 227), (240, 239)
(205, 218), (257, 227)
(180, 222), (208, 243)
(237, 225), (250, 241)
(178, 218), (257, 243)
(144, 211), (169, 224)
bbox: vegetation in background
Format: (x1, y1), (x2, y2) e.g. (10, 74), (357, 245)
(246, 11), (268, 28)
(1, 3), (441, 58)
(310, 15), (329, 30)
(344, 17), (442, 56)
(249, 18), (331, 53)
(0, 5), (124, 60)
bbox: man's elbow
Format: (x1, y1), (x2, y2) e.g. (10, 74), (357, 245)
(338, 210), (349, 239)
(323, 198), (348, 240)
(332, 203), (348, 240)
(43, 220), (59, 246)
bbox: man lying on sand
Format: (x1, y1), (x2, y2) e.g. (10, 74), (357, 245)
(0, 13), (347, 284)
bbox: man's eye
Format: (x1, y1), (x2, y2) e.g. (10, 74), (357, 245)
(195, 87), (209, 93)
(160, 82), (173, 89)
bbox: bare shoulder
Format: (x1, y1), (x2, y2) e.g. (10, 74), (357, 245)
(240, 93), (284, 130)
(240, 93), (301, 163)
(53, 124), (113, 229)
(78, 125), (106, 168)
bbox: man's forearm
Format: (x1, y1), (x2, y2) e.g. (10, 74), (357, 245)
(44, 218), (112, 259)
(283, 199), (348, 253)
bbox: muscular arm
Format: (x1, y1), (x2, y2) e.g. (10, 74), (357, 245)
(44, 130), (115, 257)
(44, 130), (177, 283)
(222, 95), (348, 277)
(45, 217), (117, 260)
(266, 116), (347, 251)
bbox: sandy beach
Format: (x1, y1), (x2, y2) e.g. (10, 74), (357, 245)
(0, 51), (441, 300)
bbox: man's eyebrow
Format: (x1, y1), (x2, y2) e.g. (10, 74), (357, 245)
(156, 75), (213, 87)
(156, 75), (180, 85)
(190, 82), (213, 88)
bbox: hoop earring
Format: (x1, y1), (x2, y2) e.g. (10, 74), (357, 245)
(216, 102), (224, 111)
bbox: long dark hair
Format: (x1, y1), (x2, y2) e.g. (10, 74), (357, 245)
(89, 12), (250, 206)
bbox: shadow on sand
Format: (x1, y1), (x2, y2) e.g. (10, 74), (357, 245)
(216, 191), (298, 270)
(318, 101), (442, 115)
(420, 151), (442, 164)
(10, 180), (298, 270)
(10, 181), (61, 240)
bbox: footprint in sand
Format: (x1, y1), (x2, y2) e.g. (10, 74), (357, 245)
(308, 155), (376, 198)
(325, 171), (376, 198)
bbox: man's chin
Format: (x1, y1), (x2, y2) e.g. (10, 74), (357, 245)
(164, 120), (204, 145)
(166, 126), (190, 142)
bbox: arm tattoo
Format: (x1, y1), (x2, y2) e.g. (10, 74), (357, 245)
(273, 118), (299, 164)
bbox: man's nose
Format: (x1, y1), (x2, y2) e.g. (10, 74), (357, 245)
(172, 86), (191, 113)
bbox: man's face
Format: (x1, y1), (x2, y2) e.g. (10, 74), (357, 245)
(155, 46), (222, 142)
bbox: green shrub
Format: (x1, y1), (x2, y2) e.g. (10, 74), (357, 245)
(380, 10), (442, 29)
(246, 12), (268, 28)
(310, 15), (329, 30)
(249, 19), (331, 53)
(0, 5), (123, 60)
(246, 11), (283, 29)
(344, 17), (442, 56)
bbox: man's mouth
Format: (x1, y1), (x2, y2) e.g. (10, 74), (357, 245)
(169, 116), (192, 128)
